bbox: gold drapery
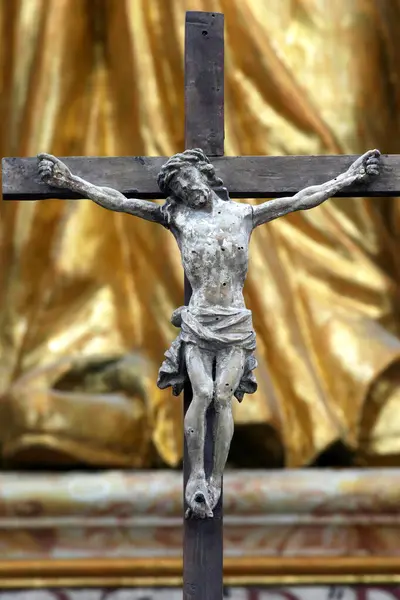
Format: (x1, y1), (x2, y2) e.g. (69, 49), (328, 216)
(1, 0), (400, 468)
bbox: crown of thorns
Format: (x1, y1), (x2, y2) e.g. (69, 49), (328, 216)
(157, 148), (223, 194)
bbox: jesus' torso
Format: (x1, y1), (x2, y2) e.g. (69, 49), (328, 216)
(169, 193), (254, 310)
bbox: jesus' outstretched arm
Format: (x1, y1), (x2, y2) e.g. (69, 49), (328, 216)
(252, 149), (381, 228)
(37, 153), (166, 226)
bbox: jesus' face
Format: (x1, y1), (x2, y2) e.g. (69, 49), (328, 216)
(170, 166), (211, 209)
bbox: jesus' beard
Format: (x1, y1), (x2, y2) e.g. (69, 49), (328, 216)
(187, 188), (211, 208)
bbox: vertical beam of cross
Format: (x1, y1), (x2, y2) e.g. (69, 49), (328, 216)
(183, 11), (224, 600)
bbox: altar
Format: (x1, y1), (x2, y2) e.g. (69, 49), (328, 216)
(0, 468), (399, 591)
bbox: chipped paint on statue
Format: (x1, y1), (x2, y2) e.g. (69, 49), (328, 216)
(37, 148), (381, 518)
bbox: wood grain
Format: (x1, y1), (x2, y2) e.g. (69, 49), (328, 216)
(184, 11), (224, 156)
(183, 10), (224, 600)
(3, 154), (398, 201)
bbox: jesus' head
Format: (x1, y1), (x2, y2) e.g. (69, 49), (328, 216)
(157, 148), (224, 208)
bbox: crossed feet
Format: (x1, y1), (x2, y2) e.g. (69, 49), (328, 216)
(185, 472), (222, 519)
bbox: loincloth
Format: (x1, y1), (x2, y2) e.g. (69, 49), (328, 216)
(157, 305), (258, 402)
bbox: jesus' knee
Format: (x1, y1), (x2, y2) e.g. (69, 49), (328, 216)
(193, 380), (214, 407)
(184, 380), (214, 435)
(214, 382), (234, 410)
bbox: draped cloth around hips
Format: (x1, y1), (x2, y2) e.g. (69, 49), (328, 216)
(157, 305), (258, 402)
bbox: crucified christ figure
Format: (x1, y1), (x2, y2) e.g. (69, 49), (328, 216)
(37, 148), (381, 518)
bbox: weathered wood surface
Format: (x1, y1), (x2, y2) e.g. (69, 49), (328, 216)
(183, 10), (224, 600)
(3, 154), (399, 201)
(185, 11), (224, 155)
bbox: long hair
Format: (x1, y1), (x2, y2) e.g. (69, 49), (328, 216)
(157, 149), (225, 226)
(157, 148), (223, 194)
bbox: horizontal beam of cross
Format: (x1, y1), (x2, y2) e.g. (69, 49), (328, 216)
(2, 154), (399, 201)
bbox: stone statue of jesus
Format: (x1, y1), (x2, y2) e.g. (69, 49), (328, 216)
(37, 148), (380, 518)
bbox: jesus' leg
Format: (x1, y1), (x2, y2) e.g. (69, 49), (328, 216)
(208, 346), (246, 510)
(184, 342), (214, 518)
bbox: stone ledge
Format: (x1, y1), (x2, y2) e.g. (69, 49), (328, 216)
(0, 468), (398, 559)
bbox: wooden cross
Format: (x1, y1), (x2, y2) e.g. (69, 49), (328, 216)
(2, 9), (399, 600)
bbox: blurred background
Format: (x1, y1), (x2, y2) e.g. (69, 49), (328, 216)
(2, 0), (400, 472)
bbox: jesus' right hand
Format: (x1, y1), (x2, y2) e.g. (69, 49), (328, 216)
(347, 149), (381, 181)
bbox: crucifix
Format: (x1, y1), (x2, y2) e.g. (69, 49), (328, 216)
(1, 9), (388, 600)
